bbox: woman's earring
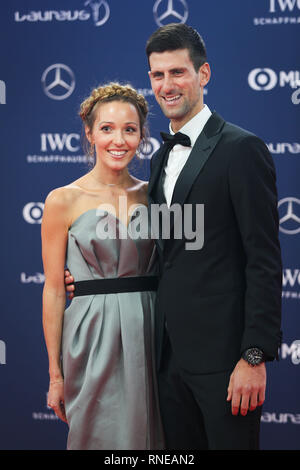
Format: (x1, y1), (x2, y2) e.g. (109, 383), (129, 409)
(89, 143), (95, 157)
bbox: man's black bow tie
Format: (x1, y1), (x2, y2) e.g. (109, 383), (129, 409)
(160, 131), (191, 150)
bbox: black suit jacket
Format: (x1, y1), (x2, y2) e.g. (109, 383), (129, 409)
(148, 112), (282, 374)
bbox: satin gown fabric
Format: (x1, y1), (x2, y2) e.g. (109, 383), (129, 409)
(62, 207), (164, 450)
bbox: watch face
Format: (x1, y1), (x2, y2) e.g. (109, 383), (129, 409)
(244, 348), (264, 365)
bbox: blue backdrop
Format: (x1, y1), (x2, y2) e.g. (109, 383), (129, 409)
(0, 0), (299, 450)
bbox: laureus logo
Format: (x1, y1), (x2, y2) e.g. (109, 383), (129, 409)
(85, 0), (110, 26)
(14, 0), (110, 27)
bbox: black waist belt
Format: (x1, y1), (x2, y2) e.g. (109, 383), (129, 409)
(73, 276), (159, 297)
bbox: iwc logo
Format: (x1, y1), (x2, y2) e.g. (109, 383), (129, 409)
(253, 0), (300, 26)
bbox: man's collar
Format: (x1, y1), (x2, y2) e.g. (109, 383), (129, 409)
(169, 104), (212, 147)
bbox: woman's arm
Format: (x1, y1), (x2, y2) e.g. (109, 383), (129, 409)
(41, 188), (71, 422)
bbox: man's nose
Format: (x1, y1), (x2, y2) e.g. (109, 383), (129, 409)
(161, 75), (175, 94)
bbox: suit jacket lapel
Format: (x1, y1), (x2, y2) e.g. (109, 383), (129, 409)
(148, 143), (170, 253)
(148, 142), (169, 201)
(171, 112), (225, 207)
(148, 112), (225, 253)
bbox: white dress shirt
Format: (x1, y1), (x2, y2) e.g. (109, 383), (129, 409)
(163, 105), (212, 207)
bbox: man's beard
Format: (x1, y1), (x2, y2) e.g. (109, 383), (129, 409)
(159, 96), (199, 124)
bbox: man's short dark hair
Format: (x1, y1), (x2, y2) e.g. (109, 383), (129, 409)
(146, 23), (207, 71)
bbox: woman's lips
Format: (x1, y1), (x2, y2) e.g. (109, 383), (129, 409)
(108, 150), (128, 159)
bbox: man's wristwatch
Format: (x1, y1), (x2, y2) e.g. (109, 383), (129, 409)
(242, 347), (265, 366)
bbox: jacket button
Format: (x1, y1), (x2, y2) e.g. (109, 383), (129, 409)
(164, 261), (172, 269)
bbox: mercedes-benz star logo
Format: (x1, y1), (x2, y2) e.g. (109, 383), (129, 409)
(278, 197), (300, 235)
(153, 0), (189, 27)
(41, 64), (75, 101)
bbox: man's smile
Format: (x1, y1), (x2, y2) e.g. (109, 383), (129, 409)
(161, 94), (182, 106)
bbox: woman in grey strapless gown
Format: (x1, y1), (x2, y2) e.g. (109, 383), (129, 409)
(42, 82), (165, 450)
(62, 207), (164, 450)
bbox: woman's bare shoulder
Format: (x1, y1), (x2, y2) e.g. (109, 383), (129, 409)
(44, 183), (84, 213)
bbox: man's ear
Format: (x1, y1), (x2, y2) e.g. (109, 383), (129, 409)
(199, 62), (211, 88)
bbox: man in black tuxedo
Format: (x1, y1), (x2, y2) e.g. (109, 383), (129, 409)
(145, 23), (282, 450)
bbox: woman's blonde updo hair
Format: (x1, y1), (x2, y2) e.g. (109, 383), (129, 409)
(79, 82), (149, 161)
